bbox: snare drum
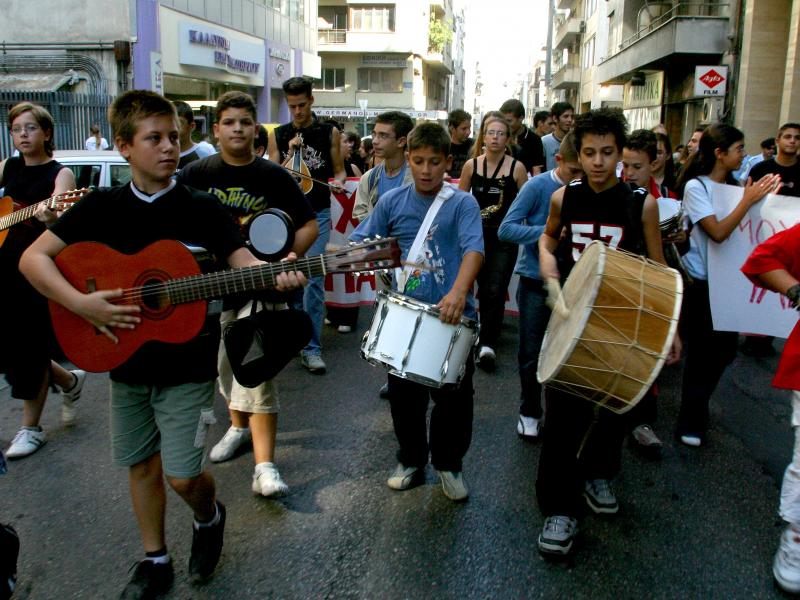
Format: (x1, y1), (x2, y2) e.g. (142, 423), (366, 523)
(361, 290), (479, 387)
(537, 241), (682, 413)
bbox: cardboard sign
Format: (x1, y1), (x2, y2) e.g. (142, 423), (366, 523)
(707, 184), (800, 337)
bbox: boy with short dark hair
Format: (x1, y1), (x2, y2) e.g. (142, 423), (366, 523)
(748, 123), (800, 196)
(536, 108), (676, 557)
(350, 122), (484, 501)
(500, 98), (545, 176)
(541, 102), (575, 171)
(177, 90), (317, 498)
(499, 132), (583, 440)
(19, 90), (306, 598)
(174, 100), (214, 170)
(352, 110), (415, 222)
(447, 108), (473, 178)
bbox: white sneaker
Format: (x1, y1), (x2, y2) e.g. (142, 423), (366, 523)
(337, 325), (352, 333)
(301, 354), (327, 374)
(477, 346), (496, 371)
(252, 462), (289, 497)
(517, 415), (541, 438)
(60, 369), (86, 426)
(208, 426), (251, 463)
(775, 525), (800, 593)
(6, 427), (46, 459)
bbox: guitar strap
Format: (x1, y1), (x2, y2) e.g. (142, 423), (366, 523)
(395, 183), (455, 293)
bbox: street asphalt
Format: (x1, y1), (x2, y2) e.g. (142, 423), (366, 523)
(0, 312), (794, 599)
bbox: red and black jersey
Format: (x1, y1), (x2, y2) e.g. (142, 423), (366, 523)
(557, 177), (646, 274)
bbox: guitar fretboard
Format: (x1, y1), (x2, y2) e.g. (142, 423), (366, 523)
(0, 194), (79, 232)
(165, 255), (327, 304)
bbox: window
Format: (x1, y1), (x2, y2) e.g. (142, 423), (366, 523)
(315, 68), (345, 91)
(68, 164), (101, 188)
(582, 36), (595, 69)
(318, 6), (347, 29)
(110, 164), (132, 187)
(350, 5), (395, 32)
(585, 0), (598, 17)
(357, 68), (403, 92)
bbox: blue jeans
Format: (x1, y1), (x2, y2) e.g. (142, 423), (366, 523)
(517, 276), (549, 419)
(300, 208), (330, 357)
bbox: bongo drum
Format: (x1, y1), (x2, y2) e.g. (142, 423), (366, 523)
(246, 208), (295, 261)
(537, 241), (682, 413)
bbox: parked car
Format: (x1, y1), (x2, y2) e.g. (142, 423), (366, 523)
(54, 150), (131, 189)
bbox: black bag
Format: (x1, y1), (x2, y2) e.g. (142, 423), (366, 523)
(0, 523), (18, 600)
(223, 303), (312, 388)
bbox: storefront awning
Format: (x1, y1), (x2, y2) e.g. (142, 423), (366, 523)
(0, 73), (73, 91)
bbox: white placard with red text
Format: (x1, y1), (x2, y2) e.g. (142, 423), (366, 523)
(707, 184), (800, 337)
(323, 180), (521, 315)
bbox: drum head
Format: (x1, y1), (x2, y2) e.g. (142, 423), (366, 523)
(537, 241), (604, 383)
(247, 209), (295, 261)
(657, 197), (681, 221)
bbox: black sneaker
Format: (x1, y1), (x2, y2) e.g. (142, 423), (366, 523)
(189, 501), (226, 584)
(119, 560), (173, 600)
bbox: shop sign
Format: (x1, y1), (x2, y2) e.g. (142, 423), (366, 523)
(269, 47), (291, 62)
(360, 54), (408, 68)
(179, 22), (264, 79)
(150, 52), (163, 94)
(268, 42), (292, 88)
(623, 106), (662, 131)
(623, 72), (663, 109)
(694, 66), (727, 97)
(314, 108), (446, 120)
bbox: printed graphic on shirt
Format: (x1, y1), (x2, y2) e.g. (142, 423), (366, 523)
(208, 186), (268, 226)
(404, 224), (446, 293)
(570, 222), (625, 260)
(283, 144), (327, 171)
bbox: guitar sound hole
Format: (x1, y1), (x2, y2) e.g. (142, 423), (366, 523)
(134, 271), (175, 321)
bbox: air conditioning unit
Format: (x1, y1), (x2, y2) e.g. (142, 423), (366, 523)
(579, 21), (586, 33)
(700, 97), (724, 124)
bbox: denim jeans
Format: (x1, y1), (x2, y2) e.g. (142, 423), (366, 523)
(516, 277), (549, 419)
(300, 208), (330, 357)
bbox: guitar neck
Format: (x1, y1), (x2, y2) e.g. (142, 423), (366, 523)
(167, 254), (326, 304)
(0, 196), (73, 232)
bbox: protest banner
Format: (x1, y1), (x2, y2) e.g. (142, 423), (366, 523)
(707, 184), (800, 337)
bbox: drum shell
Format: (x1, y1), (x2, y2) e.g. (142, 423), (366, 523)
(537, 242), (682, 413)
(361, 291), (479, 387)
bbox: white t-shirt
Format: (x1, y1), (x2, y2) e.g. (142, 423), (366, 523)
(682, 175), (719, 281)
(85, 137), (109, 151)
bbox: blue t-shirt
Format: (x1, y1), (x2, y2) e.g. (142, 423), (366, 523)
(350, 183), (484, 318)
(498, 168), (566, 280)
(377, 162), (408, 199)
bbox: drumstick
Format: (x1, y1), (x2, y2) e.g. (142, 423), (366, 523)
(546, 277), (570, 318)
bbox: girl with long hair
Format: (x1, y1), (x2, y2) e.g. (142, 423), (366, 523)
(459, 111), (528, 370)
(674, 123), (781, 446)
(652, 132), (677, 194)
(1, 102), (84, 459)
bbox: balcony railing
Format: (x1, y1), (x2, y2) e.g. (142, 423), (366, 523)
(318, 29), (347, 44)
(617, 2), (729, 54)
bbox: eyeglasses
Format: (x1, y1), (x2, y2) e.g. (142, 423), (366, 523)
(372, 132), (395, 141)
(11, 124), (41, 135)
(485, 130), (508, 138)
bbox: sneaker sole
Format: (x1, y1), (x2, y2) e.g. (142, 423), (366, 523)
(584, 492), (619, 514)
(538, 536), (574, 556)
(6, 439), (47, 459)
(774, 564), (800, 594)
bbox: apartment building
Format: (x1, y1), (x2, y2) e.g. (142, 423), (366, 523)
(314, 0), (460, 134)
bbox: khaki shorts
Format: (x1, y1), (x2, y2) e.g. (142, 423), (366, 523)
(110, 380), (216, 479)
(218, 301), (280, 415)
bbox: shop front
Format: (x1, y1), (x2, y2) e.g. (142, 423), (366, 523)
(158, 6), (266, 132)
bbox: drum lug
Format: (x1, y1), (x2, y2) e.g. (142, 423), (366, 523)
(367, 300), (390, 354)
(440, 326), (461, 378)
(403, 312), (424, 369)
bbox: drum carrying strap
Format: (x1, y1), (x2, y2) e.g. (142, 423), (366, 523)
(395, 183), (455, 292)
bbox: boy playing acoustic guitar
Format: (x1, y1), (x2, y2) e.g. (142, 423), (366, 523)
(19, 90), (307, 599)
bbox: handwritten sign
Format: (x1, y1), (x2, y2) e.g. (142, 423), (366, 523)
(707, 185), (800, 337)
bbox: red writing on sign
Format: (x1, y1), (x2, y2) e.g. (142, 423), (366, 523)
(738, 218), (800, 245)
(700, 69), (725, 88)
(748, 284), (793, 310)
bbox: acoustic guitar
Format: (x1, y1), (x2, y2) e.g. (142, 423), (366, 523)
(50, 237), (400, 372)
(0, 188), (89, 248)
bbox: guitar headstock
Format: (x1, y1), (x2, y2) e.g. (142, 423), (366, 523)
(49, 188), (90, 211)
(324, 237), (401, 274)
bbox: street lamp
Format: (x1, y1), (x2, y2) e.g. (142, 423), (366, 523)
(358, 98), (369, 138)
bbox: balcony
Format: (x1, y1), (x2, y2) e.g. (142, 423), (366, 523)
(554, 18), (583, 51)
(318, 29), (347, 45)
(597, 2), (730, 84)
(552, 58), (581, 89)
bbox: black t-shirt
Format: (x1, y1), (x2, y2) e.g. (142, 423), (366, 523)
(448, 138), (474, 179)
(558, 177), (647, 274)
(177, 153), (315, 304)
(50, 182), (245, 385)
(510, 125), (545, 174)
(178, 148), (201, 171)
(749, 158), (800, 197)
(177, 154), (315, 231)
(468, 156), (521, 228)
(274, 119), (336, 212)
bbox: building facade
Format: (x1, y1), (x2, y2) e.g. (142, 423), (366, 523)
(0, 0), (319, 143)
(314, 0), (461, 134)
